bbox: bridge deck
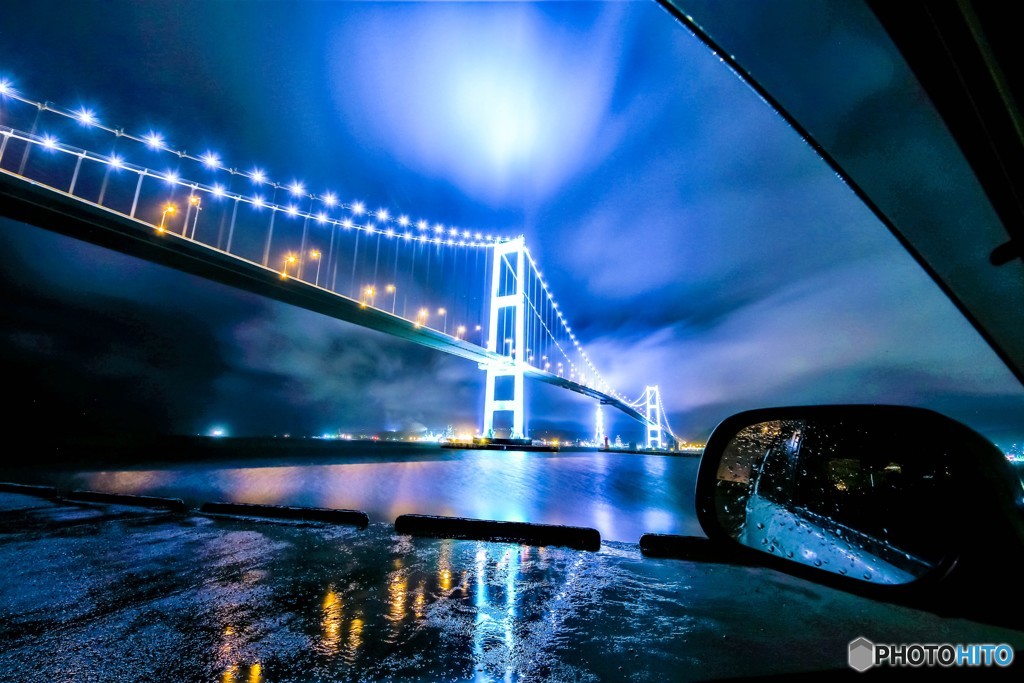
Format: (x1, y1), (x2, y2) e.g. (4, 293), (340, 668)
(0, 170), (651, 426)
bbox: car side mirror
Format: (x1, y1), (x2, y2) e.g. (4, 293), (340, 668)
(695, 405), (1024, 626)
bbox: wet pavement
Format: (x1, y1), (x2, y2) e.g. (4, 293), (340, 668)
(1, 492), (1022, 682)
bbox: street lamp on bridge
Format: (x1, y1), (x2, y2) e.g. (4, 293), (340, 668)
(437, 308), (447, 334)
(362, 286), (376, 308)
(281, 254), (298, 279)
(455, 325), (466, 340)
(157, 203), (177, 233)
(415, 308), (428, 328)
(309, 249), (322, 286)
(386, 284), (397, 314)
(185, 194), (201, 238)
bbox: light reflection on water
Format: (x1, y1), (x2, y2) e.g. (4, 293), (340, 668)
(201, 525), (655, 680)
(307, 541), (567, 678)
(41, 446), (701, 542)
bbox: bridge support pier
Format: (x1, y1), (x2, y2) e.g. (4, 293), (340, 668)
(481, 237), (526, 439)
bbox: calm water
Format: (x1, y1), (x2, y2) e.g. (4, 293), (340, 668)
(5, 444), (702, 543)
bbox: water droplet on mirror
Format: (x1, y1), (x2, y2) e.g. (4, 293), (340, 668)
(863, 573), (873, 580)
(838, 567), (848, 575)
(756, 522), (764, 530)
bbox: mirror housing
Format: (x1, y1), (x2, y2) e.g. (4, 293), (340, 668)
(696, 405), (1024, 627)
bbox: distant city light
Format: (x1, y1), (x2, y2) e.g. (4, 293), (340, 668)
(316, 211), (327, 223)
(201, 151), (220, 168)
(212, 184), (226, 197)
(398, 215), (410, 227)
(253, 195), (265, 208)
(286, 204), (298, 216)
(164, 170), (179, 184)
(40, 134), (58, 149)
(342, 218), (354, 228)
(289, 181), (304, 196)
(109, 154), (123, 168)
(143, 131), (164, 149)
(375, 208), (389, 222)
(417, 220), (428, 230)
(250, 168), (266, 184)
(324, 192), (338, 207)
(208, 426), (227, 438)
(0, 80), (11, 96)
(352, 201), (366, 215)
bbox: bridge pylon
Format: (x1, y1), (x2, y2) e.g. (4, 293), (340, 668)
(644, 385), (663, 450)
(481, 237), (526, 439)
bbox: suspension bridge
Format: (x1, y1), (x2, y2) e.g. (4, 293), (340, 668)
(0, 78), (680, 447)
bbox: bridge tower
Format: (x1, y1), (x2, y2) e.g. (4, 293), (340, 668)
(644, 385), (663, 450)
(482, 237), (527, 439)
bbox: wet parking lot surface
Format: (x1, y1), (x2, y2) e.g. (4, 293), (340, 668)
(1, 492), (1021, 682)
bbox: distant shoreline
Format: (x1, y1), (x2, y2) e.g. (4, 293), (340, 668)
(2, 435), (693, 469)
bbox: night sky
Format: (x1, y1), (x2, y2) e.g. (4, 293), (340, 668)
(1, 1), (1022, 446)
